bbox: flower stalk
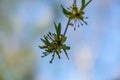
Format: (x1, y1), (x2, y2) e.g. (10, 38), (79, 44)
(64, 18), (71, 36)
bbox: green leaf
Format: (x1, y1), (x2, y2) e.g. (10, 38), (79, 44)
(62, 45), (69, 60)
(80, 0), (92, 10)
(80, 0), (85, 10)
(61, 5), (72, 17)
(44, 36), (50, 45)
(85, 0), (92, 8)
(82, 0), (85, 5)
(61, 35), (66, 44)
(58, 23), (61, 35)
(39, 46), (47, 49)
(54, 22), (57, 34)
(41, 52), (50, 58)
(45, 49), (52, 53)
(56, 51), (61, 59)
(65, 46), (70, 50)
(54, 22), (61, 36)
(41, 38), (47, 45)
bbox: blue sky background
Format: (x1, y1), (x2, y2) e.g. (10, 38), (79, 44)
(0, 0), (120, 80)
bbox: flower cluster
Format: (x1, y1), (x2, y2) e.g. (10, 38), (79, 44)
(39, 23), (70, 63)
(39, 0), (92, 63)
(61, 0), (92, 30)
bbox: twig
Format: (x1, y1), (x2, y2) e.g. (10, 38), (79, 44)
(63, 18), (71, 35)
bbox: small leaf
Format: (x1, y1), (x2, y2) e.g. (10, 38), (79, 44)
(61, 5), (72, 17)
(80, 0), (92, 10)
(54, 22), (61, 37)
(65, 46), (70, 50)
(54, 22), (58, 34)
(41, 38), (48, 45)
(56, 51), (61, 59)
(58, 23), (61, 35)
(62, 45), (69, 60)
(85, 0), (92, 8)
(39, 46), (47, 49)
(45, 49), (52, 53)
(41, 52), (50, 57)
(80, 0), (85, 10)
(43, 36), (50, 45)
(82, 0), (85, 5)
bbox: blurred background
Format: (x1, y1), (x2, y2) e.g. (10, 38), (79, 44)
(0, 0), (120, 80)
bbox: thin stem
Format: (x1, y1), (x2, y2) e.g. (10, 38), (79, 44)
(63, 18), (71, 36)
(73, 0), (76, 6)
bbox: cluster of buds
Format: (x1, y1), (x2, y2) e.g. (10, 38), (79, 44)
(39, 23), (70, 63)
(61, 0), (92, 30)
